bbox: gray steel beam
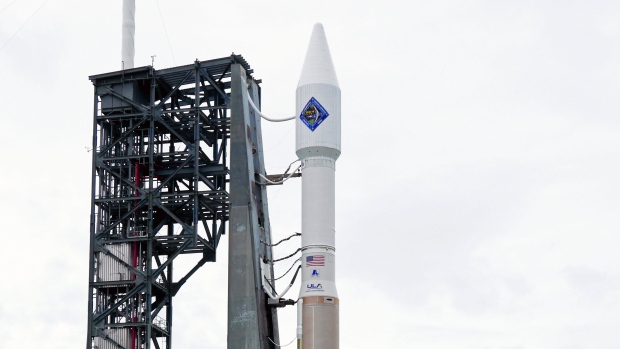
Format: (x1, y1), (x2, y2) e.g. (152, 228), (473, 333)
(248, 80), (280, 343)
(228, 64), (278, 349)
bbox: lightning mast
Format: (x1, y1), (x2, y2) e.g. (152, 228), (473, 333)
(121, 0), (135, 69)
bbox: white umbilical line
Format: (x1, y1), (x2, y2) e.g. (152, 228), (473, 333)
(258, 164), (301, 185)
(263, 265), (301, 300)
(246, 91), (296, 122)
(268, 335), (297, 347)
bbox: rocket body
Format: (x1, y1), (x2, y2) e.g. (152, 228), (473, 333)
(296, 23), (340, 349)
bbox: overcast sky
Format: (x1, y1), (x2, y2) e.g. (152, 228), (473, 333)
(1, 0), (619, 348)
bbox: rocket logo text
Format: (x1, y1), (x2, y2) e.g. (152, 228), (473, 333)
(307, 283), (323, 290)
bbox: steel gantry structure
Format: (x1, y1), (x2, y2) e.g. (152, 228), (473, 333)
(86, 55), (280, 349)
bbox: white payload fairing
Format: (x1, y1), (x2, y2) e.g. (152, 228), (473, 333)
(296, 23), (341, 349)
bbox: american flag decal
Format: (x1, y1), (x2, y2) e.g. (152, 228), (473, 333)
(306, 255), (325, 267)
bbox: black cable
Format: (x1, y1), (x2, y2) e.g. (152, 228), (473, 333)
(264, 275), (278, 295)
(274, 258), (301, 281)
(282, 159), (300, 175)
(288, 265), (302, 285)
(265, 265), (302, 294)
(264, 248), (301, 264)
(261, 232), (301, 247)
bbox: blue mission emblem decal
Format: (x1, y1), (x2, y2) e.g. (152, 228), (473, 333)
(300, 97), (329, 132)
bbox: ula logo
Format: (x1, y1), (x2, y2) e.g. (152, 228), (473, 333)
(307, 283), (323, 290)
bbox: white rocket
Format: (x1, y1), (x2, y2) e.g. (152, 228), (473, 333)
(297, 23), (341, 349)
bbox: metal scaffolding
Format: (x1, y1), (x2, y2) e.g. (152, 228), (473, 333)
(86, 55), (277, 349)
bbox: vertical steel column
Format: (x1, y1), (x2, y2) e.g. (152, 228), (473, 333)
(228, 64), (278, 349)
(248, 80), (279, 343)
(193, 61), (200, 247)
(86, 86), (99, 348)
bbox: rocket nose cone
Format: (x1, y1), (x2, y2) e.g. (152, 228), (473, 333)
(298, 23), (340, 88)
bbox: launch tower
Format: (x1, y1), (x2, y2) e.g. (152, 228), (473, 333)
(86, 55), (279, 349)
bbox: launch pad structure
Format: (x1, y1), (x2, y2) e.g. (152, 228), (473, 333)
(86, 55), (281, 349)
